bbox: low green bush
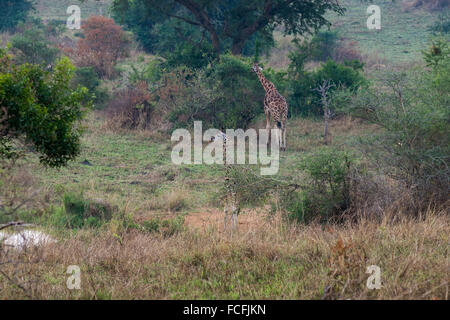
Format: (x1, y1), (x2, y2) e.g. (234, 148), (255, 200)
(41, 192), (116, 229)
(282, 148), (353, 223)
(141, 216), (185, 237)
(288, 59), (366, 117)
(10, 19), (61, 66)
(72, 67), (110, 109)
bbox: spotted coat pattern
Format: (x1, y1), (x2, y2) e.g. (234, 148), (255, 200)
(252, 63), (288, 150)
(215, 132), (240, 228)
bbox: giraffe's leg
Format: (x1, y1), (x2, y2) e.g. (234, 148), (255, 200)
(265, 112), (271, 146)
(273, 123), (281, 150)
(282, 122), (287, 151)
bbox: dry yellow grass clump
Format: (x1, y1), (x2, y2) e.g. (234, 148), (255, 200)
(1, 209), (448, 300)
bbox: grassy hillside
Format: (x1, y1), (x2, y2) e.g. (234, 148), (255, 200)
(32, 0), (445, 66)
(328, 0), (445, 64)
(33, 0), (112, 21)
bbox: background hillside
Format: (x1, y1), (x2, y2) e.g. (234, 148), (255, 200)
(31, 0), (447, 66)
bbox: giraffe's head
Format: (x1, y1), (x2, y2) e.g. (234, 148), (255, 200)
(252, 62), (263, 73)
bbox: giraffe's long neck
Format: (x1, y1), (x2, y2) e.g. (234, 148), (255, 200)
(255, 70), (275, 93)
(223, 140), (227, 166)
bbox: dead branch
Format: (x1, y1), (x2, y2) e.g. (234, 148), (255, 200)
(0, 221), (36, 231)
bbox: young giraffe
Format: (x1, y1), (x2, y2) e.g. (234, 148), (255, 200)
(213, 131), (240, 229)
(252, 62), (288, 151)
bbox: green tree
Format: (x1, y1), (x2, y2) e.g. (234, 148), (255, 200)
(0, 49), (91, 167)
(0, 0), (33, 31)
(10, 26), (60, 66)
(112, 0), (344, 56)
(338, 46), (449, 206)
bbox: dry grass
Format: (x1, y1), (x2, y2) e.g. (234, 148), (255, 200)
(0, 208), (448, 299)
(0, 115), (447, 300)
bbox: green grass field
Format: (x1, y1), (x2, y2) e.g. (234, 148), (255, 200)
(328, 0), (445, 64)
(33, 0), (111, 21)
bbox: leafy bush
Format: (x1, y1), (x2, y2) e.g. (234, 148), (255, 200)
(339, 46), (449, 208)
(0, 49), (91, 167)
(44, 192), (116, 229)
(282, 148), (352, 223)
(288, 59), (366, 116)
(422, 38), (450, 68)
(10, 21), (60, 66)
(165, 42), (217, 70)
(72, 67), (109, 109)
(117, 55), (280, 131)
(201, 54), (265, 129)
(0, 0), (33, 31)
(313, 60), (365, 90)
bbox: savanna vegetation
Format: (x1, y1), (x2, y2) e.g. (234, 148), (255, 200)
(0, 0), (448, 300)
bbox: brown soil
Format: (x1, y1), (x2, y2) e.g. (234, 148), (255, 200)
(184, 208), (272, 233)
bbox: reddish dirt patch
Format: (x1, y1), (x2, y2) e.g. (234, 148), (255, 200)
(184, 208), (270, 233)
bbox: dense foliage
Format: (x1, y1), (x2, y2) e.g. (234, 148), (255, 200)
(0, 49), (91, 167)
(112, 0), (344, 57)
(338, 42), (450, 206)
(0, 0), (33, 31)
(10, 19), (60, 66)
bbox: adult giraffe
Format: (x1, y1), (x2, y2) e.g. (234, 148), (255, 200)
(252, 62), (288, 151)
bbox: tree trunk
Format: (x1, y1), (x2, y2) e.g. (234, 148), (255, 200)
(211, 32), (221, 56)
(231, 39), (246, 55)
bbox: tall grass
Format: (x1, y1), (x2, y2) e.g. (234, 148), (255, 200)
(0, 208), (448, 299)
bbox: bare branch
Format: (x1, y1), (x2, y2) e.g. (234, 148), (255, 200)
(0, 221), (36, 231)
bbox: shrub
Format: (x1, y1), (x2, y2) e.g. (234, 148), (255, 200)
(72, 67), (109, 109)
(339, 47), (449, 208)
(313, 60), (365, 90)
(10, 21), (60, 66)
(428, 12), (450, 34)
(50, 192), (116, 229)
(282, 148), (353, 223)
(105, 81), (154, 130)
(67, 16), (130, 79)
(0, 0), (33, 32)
(201, 54), (265, 129)
(288, 59), (366, 116)
(165, 42), (217, 70)
(169, 55), (274, 130)
(0, 49), (91, 167)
